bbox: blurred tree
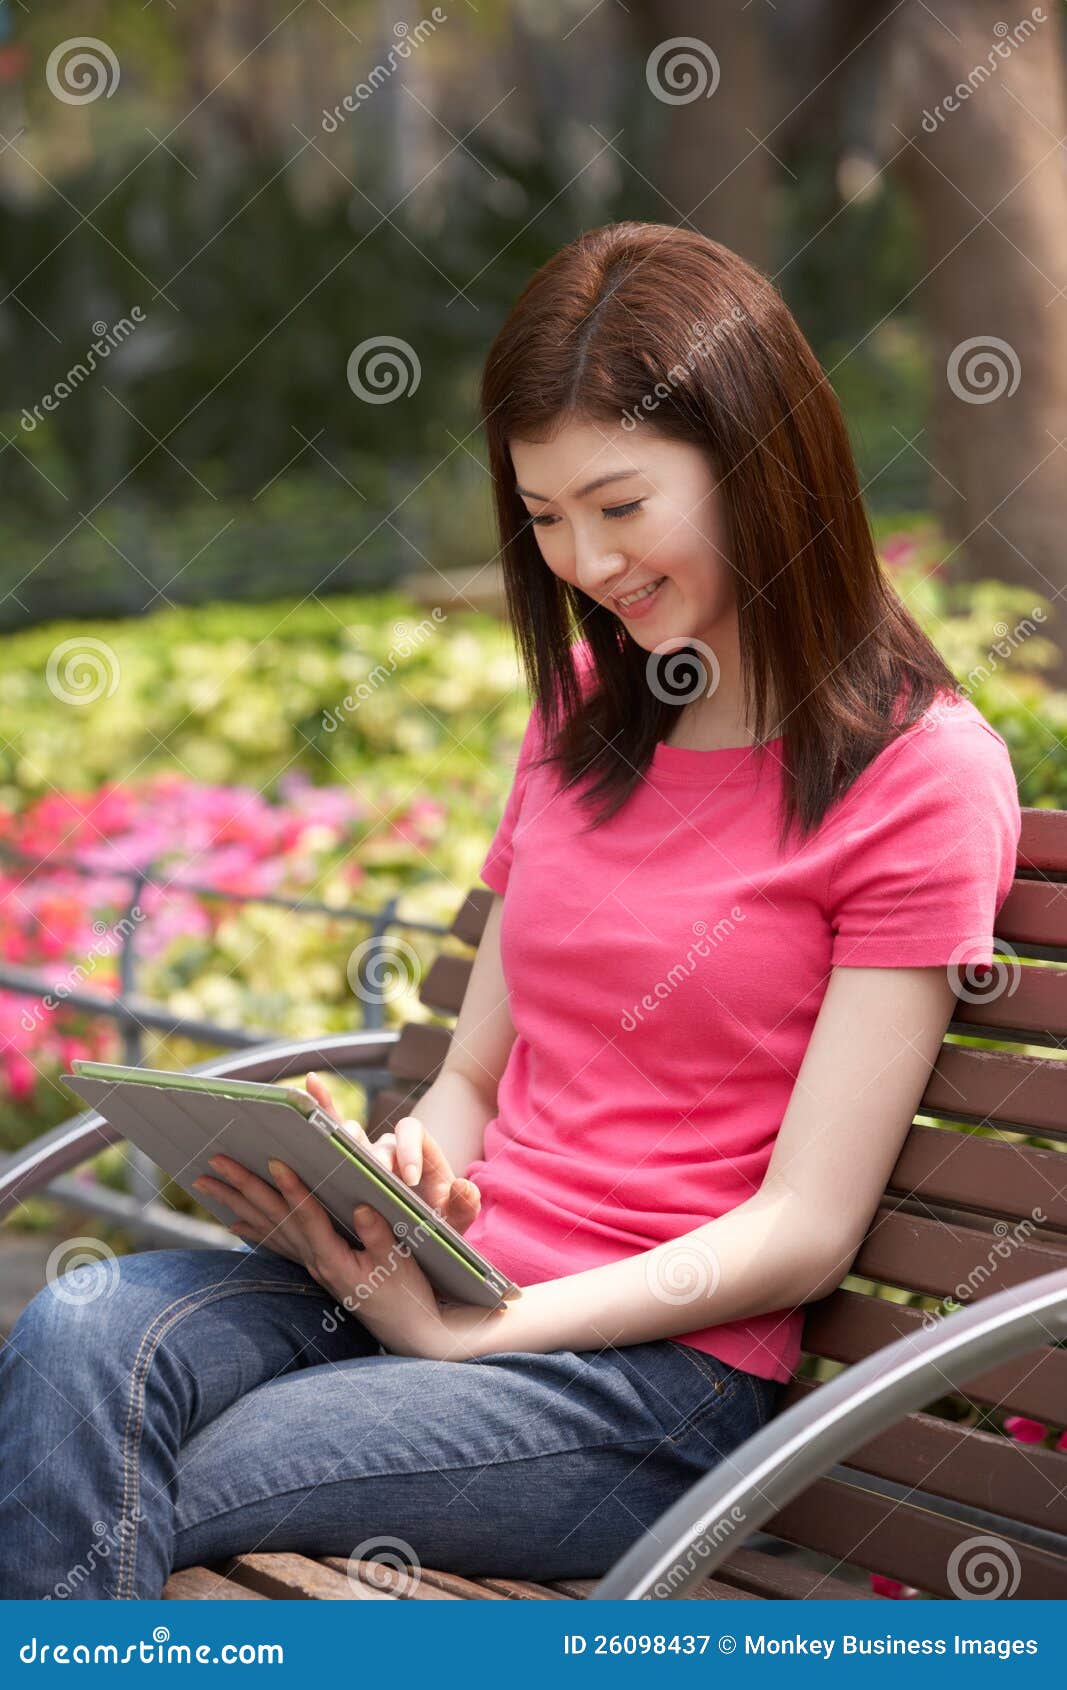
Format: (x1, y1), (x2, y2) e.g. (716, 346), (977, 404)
(886, 0), (1067, 680)
(628, 0), (779, 271)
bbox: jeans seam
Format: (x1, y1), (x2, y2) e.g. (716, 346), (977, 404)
(115, 1278), (327, 1599)
(667, 1342), (736, 1395)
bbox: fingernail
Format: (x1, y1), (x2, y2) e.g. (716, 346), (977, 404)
(268, 1159), (284, 1178)
(403, 1163), (418, 1183)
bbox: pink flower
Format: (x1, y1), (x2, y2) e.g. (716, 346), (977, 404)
(1004, 1415), (1047, 1444)
(870, 1574), (921, 1599)
(5, 1052), (37, 1103)
(880, 535), (918, 571)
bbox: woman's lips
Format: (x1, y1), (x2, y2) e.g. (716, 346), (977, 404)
(612, 575), (667, 618)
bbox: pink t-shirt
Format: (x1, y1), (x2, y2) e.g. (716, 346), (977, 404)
(462, 647), (1022, 1383)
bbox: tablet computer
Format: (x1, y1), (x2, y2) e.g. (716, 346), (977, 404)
(62, 1059), (520, 1310)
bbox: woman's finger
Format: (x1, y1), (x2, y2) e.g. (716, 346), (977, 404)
(365, 1129), (397, 1174)
(268, 1160), (355, 1277)
(445, 1177), (481, 1232)
(193, 1173), (283, 1233)
(306, 1071), (341, 1123)
(393, 1116), (425, 1185)
(205, 1155), (295, 1225)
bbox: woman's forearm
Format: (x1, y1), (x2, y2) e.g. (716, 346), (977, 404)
(397, 1066), (495, 1177)
(452, 1180), (854, 1359)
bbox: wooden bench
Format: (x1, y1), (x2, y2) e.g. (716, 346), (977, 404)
(3, 809), (1066, 1600)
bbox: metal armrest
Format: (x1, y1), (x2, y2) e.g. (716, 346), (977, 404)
(593, 1267), (1067, 1599)
(0, 1029), (398, 1221)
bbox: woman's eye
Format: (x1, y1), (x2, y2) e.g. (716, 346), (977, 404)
(604, 500), (644, 520)
(528, 513), (558, 528)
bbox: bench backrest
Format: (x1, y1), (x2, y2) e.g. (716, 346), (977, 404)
(367, 808), (1067, 1598)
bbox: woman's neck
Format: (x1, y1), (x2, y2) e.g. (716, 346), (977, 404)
(659, 693), (780, 752)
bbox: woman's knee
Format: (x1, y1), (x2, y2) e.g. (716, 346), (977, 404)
(8, 1246), (238, 1362)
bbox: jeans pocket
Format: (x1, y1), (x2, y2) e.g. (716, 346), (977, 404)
(633, 1340), (737, 1444)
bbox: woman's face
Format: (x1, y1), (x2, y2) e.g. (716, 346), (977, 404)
(510, 416), (736, 654)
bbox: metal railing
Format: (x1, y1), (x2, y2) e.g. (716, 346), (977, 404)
(0, 842), (451, 1246)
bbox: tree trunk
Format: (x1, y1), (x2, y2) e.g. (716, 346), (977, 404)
(628, 0), (780, 271)
(886, 2), (1067, 677)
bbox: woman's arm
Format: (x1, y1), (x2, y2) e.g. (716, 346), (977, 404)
(445, 961), (960, 1358)
(397, 892), (515, 1177)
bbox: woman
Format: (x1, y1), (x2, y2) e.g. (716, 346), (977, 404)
(0, 222), (1021, 1599)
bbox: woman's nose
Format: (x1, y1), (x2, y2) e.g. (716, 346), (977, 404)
(576, 549), (627, 596)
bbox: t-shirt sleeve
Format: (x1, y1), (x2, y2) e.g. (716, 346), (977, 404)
(827, 717), (1021, 969)
(479, 698), (547, 897)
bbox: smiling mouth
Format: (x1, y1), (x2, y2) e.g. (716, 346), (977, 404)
(613, 575), (667, 609)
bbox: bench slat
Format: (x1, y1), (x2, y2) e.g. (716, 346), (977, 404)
(388, 1023), (450, 1084)
(1018, 808), (1067, 873)
(709, 1546), (879, 1601)
(783, 1378), (1067, 1533)
(163, 1566), (269, 1599)
(220, 1553), (375, 1601)
(802, 1289), (1067, 1424)
(887, 1123), (1067, 1231)
(319, 1556), (494, 1599)
(996, 879), (1067, 952)
(546, 1574), (762, 1601)
(949, 962), (1067, 1044)
(768, 1476), (1067, 1598)
(419, 954), (473, 1016)
(449, 888), (494, 948)
(919, 1044), (1067, 1139)
(852, 1208), (1067, 1300)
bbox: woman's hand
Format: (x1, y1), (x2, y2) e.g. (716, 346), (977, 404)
(306, 1072), (481, 1235)
(191, 1154), (507, 1360)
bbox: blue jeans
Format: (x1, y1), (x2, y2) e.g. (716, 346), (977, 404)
(0, 1243), (781, 1599)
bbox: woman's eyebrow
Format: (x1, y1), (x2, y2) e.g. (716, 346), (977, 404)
(515, 467), (645, 502)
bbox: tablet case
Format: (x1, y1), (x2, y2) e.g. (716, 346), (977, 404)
(62, 1073), (519, 1310)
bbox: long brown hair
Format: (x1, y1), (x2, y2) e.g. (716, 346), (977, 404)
(479, 220), (959, 847)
